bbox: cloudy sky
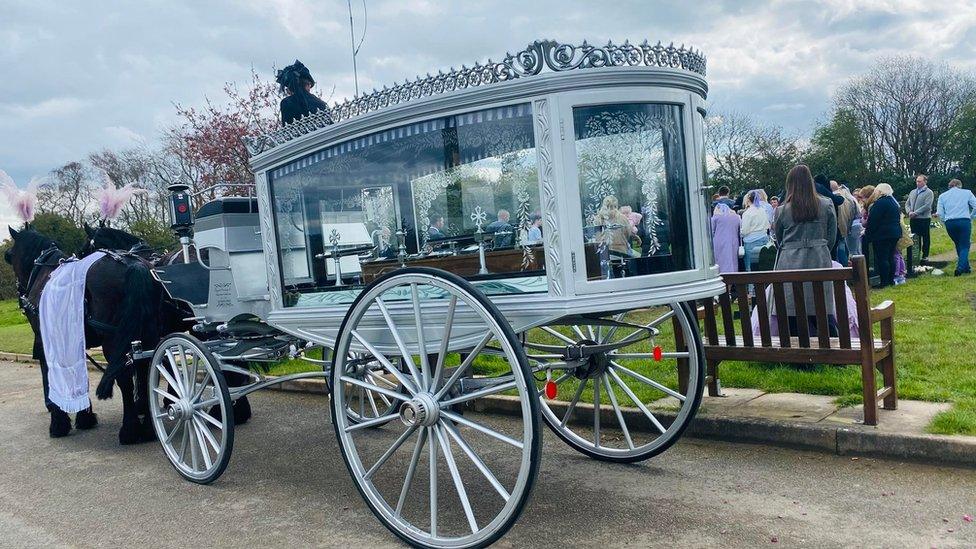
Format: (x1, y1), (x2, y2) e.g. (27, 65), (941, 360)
(2, 0), (976, 227)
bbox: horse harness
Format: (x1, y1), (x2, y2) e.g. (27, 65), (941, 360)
(19, 247), (151, 335)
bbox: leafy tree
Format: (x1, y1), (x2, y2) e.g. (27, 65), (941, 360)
(945, 101), (976, 186)
(0, 240), (16, 300)
(29, 212), (87, 255)
(804, 108), (872, 186)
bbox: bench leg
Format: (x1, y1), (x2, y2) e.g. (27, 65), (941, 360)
(707, 358), (722, 397)
(861, 359), (878, 426)
(881, 354), (897, 410)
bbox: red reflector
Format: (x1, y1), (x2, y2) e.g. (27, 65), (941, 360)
(544, 381), (557, 399)
(653, 346), (663, 361)
(177, 204), (188, 213)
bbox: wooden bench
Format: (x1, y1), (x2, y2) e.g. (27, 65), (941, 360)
(697, 256), (896, 425)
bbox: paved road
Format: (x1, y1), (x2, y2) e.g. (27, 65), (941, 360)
(1, 361), (974, 548)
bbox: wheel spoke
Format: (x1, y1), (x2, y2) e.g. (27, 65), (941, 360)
(608, 368), (667, 434)
(611, 361), (686, 402)
(189, 423), (200, 471)
(191, 420), (213, 469)
(178, 347), (192, 395)
(603, 374), (634, 450)
(561, 378), (587, 428)
(365, 425), (418, 480)
(191, 371), (212, 402)
(541, 326), (576, 345)
(178, 424), (189, 464)
(593, 376), (601, 448)
(648, 308), (676, 328)
(165, 348), (187, 397)
(410, 284), (432, 389)
(351, 330), (418, 395)
(442, 420), (510, 501)
(193, 397), (221, 410)
(153, 387), (179, 403)
(374, 299), (424, 389)
(432, 295), (457, 392)
(429, 426), (438, 537)
(163, 420), (181, 444)
(194, 410), (224, 430)
(396, 427), (428, 517)
(192, 415), (220, 453)
(366, 388), (381, 417)
(441, 410), (523, 449)
(434, 425), (479, 534)
(439, 379), (516, 408)
(433, 332), (493, 400)
(340, 375), (411, 403)
(155, 361), (184, 398)
(571, 325), (587, 341)
(344, 412), (400, 433)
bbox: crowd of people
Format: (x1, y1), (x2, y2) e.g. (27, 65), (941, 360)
(711, 169), (976, 289)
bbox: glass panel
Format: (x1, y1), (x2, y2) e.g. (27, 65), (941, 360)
(573, 103), (692, 280)
(269, 103), (544, 307)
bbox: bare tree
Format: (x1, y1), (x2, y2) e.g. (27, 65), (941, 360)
(706, 110), (802, 194)
(37, 161), (96, 225)
(837, 56), (975, 178)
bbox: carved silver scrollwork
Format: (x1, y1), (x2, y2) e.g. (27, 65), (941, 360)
(257, 176), (281, 306)
(534, 98), (562, 296)
(245, 39), (706, 155)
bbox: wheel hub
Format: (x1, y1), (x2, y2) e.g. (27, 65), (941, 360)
(399, 392), (439, 427)
(166, 399), (192, 422)
(573, 339), (610, 380)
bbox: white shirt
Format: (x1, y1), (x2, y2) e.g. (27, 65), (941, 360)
(740, 206), (770, 238)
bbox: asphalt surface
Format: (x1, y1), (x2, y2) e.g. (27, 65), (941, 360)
(1, 360), (974, 548)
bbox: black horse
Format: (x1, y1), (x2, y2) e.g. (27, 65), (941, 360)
(6, 225), (162, 443)
(81, 222), (252, 425)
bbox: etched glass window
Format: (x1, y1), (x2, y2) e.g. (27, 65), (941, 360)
(269, 103), (544, 307)
(573, 103), (693, 280)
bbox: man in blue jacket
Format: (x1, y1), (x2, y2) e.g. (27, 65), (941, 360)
(936, 179), (976, 276)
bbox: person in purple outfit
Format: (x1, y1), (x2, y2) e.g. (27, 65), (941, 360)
(711, 203), (741, 274)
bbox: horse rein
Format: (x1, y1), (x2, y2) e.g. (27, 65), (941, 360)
(18, 245), (67, 315)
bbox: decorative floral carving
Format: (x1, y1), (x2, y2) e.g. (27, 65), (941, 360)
(245, 39), (706, 155)
(534, 98), (562, 296)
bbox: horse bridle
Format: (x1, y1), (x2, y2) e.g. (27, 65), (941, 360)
(18, 245), (66, 314)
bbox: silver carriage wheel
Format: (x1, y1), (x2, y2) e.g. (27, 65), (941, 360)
(331, 267), (541, 549)
(148, 333), (234, 484)
(524, 302), (703, 462)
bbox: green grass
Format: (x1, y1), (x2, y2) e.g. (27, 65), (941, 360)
(0, 299), (25, 328)
(929, 398), (976, 436)
(0, 299), (32, 354)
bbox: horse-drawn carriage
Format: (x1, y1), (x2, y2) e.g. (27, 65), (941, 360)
(105, 40), (723, 548)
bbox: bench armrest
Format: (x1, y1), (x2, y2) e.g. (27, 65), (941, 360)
(870, 300), (894, 323)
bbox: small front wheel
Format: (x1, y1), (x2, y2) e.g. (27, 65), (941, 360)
(148, 333), (234, 484)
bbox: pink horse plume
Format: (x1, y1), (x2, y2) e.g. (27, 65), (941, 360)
(95, 170), (147, 221)
(0, 169), (41, 223)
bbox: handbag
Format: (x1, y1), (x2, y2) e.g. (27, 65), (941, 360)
(738, 245), (746, 258)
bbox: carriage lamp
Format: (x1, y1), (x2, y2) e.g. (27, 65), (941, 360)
(168, 183), (194, 263)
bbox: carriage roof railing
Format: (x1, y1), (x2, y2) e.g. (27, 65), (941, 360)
(243, 39), (706, 156)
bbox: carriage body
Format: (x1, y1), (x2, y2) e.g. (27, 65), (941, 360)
(248, 45), (723, 352)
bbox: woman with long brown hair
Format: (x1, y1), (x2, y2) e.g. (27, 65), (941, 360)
(772, 165), (838, 336)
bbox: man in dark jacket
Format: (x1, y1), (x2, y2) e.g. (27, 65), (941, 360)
(862, 185), (902, 287)
(276, 60), (332, 126)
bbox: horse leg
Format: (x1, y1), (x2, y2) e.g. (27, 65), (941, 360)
(37, 346), (71, 438)
(134, 358), (156, 442)
(75, 406), (98, 430)
(116, 372), (143, 445)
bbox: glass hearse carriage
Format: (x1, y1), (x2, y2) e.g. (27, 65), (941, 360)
(150, 40), (722, 549)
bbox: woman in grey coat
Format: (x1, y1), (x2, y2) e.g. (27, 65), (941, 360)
(772, 165), (838, 337)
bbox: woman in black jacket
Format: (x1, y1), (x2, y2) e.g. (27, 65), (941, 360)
(862, 183), (902, 287)
(276, 60), (332, 126)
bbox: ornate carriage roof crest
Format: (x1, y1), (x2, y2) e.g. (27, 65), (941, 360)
(245, 39), (706, 156)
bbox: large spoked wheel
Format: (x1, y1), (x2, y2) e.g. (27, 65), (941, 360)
(148, 333), (235, 484)
(523, 302), (704, 463)
(332, 267), (541, 549)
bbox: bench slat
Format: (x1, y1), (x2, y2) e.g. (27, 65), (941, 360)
(772, 283), (791, 347)
(721, 266), (854, 284)
(812, 280), (830, 348)
(833, 279), (851, 349)
(755, 282), (772, 347)
(791, 281), (810, 347)
(719, 291), (736, 346)
(736, 283), (754, 347)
